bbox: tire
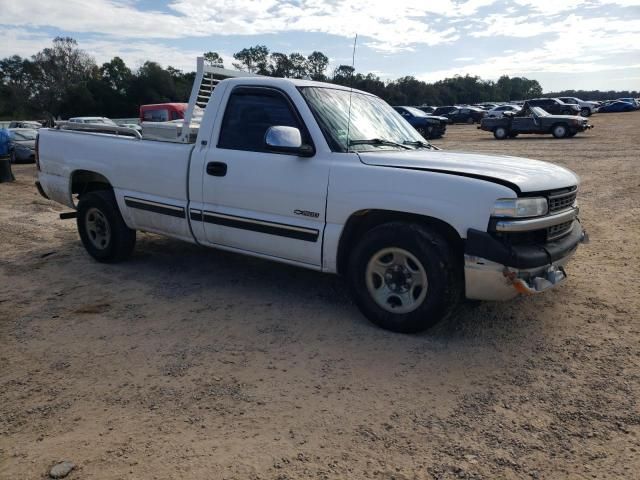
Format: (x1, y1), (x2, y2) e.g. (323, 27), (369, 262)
(347, 222), (461, 333)
(580, 108), (591, 117)
(76, 190), (136, 263)
(493, 127), (508, 140)
(417, 126), (432, 140)
(552, 124), (569, 139)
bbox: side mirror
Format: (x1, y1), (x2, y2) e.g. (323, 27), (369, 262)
(265, 126), (314, 157)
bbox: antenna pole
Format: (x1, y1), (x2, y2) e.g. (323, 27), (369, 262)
(345, 34), (358, 153)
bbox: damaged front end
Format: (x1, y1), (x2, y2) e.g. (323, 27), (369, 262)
(463, 192), (588, 301)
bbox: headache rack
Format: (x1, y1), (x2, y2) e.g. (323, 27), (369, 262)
(55, 57), (259, 143)
(178, 57), (259, 143)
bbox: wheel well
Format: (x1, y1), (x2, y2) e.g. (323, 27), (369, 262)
(336, 209), (463, 275)
(71, 170), (112, 197)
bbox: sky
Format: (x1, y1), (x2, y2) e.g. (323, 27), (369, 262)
(1, 0), (639, 92)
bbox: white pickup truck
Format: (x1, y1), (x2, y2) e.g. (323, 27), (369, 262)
(35, 58), (587, 333)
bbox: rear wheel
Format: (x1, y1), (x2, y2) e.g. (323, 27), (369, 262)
(494, 127), (508, 140)
(347, 222), (461, 333)
(552, 124), (569, 138)
(77, 190), (136, 263)
(580, 107), (591, 117)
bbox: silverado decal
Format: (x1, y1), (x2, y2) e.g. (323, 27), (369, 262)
(294, 209), (320, 218)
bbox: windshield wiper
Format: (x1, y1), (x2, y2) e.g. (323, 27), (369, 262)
(403, 140), (440, 150)
(349, 138), (413, 150)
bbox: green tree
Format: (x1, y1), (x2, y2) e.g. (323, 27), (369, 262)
(332, 65), (355, 85)
(30, 37), (97, 117)
(233, 45), (270, 74)
(269, 52), (293, 77)
(288, 53), (308, 79)
(307, 51), (329, 81)
(203, 51), (224, 68)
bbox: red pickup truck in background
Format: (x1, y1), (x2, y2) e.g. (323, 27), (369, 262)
(139, 103), (187, 122)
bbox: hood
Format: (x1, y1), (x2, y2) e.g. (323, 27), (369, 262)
(358, 150), (578, 194)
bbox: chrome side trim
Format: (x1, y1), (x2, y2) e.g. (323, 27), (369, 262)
(495, 208), (577, 232)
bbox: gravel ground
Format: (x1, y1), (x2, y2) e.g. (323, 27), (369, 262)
(1, 112), (639, 479)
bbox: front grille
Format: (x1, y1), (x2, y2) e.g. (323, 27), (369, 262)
(547, 220), (574, 240)
(548, 189), (577, 213)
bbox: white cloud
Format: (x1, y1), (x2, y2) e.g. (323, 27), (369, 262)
(1, 0), (495, 51)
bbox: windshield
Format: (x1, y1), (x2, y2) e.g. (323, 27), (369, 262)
(529, 106), (549, 117)
(402, 106), (428, 117)
(300, 87), (426, 152)
(10, 130), (37, 141)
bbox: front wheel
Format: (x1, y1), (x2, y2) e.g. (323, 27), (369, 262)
(580, 108), (591, 117)
(494, 127), (508, 140)
(77, 190), (136, 263)
(347, 223), (461, 333)
(552, 124), (569, 138)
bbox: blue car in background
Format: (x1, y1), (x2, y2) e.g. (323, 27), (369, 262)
(598, 101), (636, 113)
(393, 106), (448, 139)
(616, 98), (640, 109)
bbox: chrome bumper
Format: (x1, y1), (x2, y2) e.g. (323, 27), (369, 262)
(464, 252), (575, 301)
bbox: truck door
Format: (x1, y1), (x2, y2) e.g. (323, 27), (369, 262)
(196, 86), (329, 267)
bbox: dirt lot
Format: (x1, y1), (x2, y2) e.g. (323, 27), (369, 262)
(1, 113), (639, 480)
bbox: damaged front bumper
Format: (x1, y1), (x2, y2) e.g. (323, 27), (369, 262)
(464, 221), (588, 301)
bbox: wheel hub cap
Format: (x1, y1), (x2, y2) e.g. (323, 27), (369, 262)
(366, 247), (428, 314)
(85, 208), (111, 250)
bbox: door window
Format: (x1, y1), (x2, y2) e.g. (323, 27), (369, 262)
(218, 88), (304, 152)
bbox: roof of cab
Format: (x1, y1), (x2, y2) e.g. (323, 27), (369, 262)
(218, 76), (373, 96)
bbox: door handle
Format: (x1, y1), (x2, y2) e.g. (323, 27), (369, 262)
(206, 161), (227, 177)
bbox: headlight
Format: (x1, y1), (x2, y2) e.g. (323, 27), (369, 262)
(493, 198), (548, 218)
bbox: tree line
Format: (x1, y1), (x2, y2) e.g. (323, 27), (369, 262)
(0, 37), (636, 121)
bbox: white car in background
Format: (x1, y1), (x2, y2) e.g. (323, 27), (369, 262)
(485, 105), (522, 118)
(557, 97), (599, 117)
(68, 117), (117, 125)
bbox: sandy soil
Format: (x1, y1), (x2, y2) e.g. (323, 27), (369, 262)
(1, 112), (639, 480)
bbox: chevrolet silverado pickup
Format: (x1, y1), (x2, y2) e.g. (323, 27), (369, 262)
(35, 58), (587, 333)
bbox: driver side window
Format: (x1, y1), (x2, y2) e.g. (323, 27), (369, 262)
(218, 88), (303, 152)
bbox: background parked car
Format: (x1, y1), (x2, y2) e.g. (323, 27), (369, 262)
(557, 97), (599, 117)
(597, 101), (636, 113)
(479, 103), (593, 139)
(441, 106), (486, 124)
(416, 105), (435, 114)
(616, 98), (640, 109)
(485, 104), (522, 118)
(392, 106), (448, 139)
(8, 128), (37, 163)
(528, 98), (581, 115)
(68, 116), (117, 125)
(139, 103), (187, 122)
(431, 106), (457, 116)
(9, 120), (42, 129)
